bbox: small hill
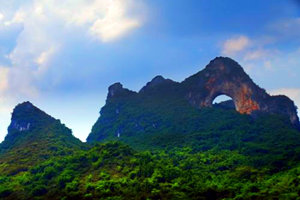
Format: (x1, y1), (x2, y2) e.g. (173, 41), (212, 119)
(0, 101), (85, 175)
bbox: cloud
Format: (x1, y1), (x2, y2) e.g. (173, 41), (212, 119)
(222, 35), (250, 56)
(89, 0), (141, 42)
(0, 65), (15, 129)
(221, 35), (277, 73)
(0, 0), (145, 99)
(0, 66), (9, 93)
(269, 88), (300, 111)
(220, 33), (290, 73)
(244, 46), (300, 75)
(270, 17), (300, 39)
(3, 9), (26, 26)
(0, 13), (4, 21)
(0, 1), (146, 140)
(243, 49), (270, 61)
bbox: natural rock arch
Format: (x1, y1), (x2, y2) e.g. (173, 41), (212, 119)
(201, 79), (260, 115)
(182, 57), (299, 125)
(101, 57), (299, 128)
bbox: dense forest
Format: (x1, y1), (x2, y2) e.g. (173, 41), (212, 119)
(1, 101), (300, 199)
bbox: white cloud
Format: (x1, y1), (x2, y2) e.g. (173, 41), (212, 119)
(35, 0), (142, 42)
(34, 46), (58, 75)
(0, 66), (9, 93)
(245, 46), (300, 74)
(0, 0), (145, 99)
(0, 13), (4, 21)
(35, 49), (53, 66)
(243, 49), (269, 61)
(222, 35), (250, 56)
(89, 0), (141, 42)
(4, 9), (26, 26)
(220, 34), (287, 73)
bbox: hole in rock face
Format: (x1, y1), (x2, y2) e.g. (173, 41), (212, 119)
(213, 94), (235, 110)
(213, 94), (232, 104)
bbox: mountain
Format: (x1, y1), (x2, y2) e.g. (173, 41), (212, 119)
(1, 57), (300, 199)
(0, 101), (84, 175)
(87, 57), (299, 149)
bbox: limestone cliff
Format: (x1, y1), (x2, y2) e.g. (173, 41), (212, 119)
(87, 57), (299, 143)
(182, 57), (299, 126)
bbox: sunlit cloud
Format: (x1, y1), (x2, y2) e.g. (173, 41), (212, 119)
(0, 12), (4, 21)
(89, 0), (141, 42)
(0, 0), (145, 99)
(222, 35), (250, 56)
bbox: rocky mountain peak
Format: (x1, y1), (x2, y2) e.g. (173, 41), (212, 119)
(149, 75), (166, 84)
(0, 101), (84, 170)
(17, 101), (34, 109)
(0, 101), (83, 155)
(107, 82), (136, 100)
(183, 57), (299, 126)
(87, 57), (299, 144)
(139, 75), (177, 93)
(8, 101), (55, 133)
(108, 83), (124, 98)
(98, 57), (299, 133)
(197, 57), (247, 82)
(208, 57), (241, 70)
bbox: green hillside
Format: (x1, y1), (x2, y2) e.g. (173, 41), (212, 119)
(2, 138), (300, 199)
(1, 102), (300, 199)
(0, 102), (85, 176)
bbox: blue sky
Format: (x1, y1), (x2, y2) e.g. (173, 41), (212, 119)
(0, 0), (299, 141)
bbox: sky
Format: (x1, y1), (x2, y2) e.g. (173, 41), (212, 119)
(0, 0), (299, 142)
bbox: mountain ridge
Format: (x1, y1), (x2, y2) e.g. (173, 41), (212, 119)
(87, 57), (299, 144)
(1, 57), (300, 199)
(104, 57), (298, 124)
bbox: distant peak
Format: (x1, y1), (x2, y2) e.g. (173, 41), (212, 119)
(108, 82), (136, 99)
(13, 101), (39, 115)
(7, 101), (56, 135)
(16, 101), (34, 108)
(139, 75), (176, 93)
(12, 101), (53, 121)
(206, 56), (243, 72)
(151, 75), (166, 83)
(211, 56), (232, 61)
(109, 82), (123, 93)
(210, 56), (236, 63)
(145, 75), (167, 88)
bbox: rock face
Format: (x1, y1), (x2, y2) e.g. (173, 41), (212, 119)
(139, 75), (176, 93)
(108, 83), (136, 99)
(87, 57), (299, 143)
(182, 57), (299, 126)
(182, 58), (263, 114)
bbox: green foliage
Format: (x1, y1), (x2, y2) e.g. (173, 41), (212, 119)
(1, 102), (300, 199)
(0, 138), (300, 199)
(0, 103), (86, 176)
